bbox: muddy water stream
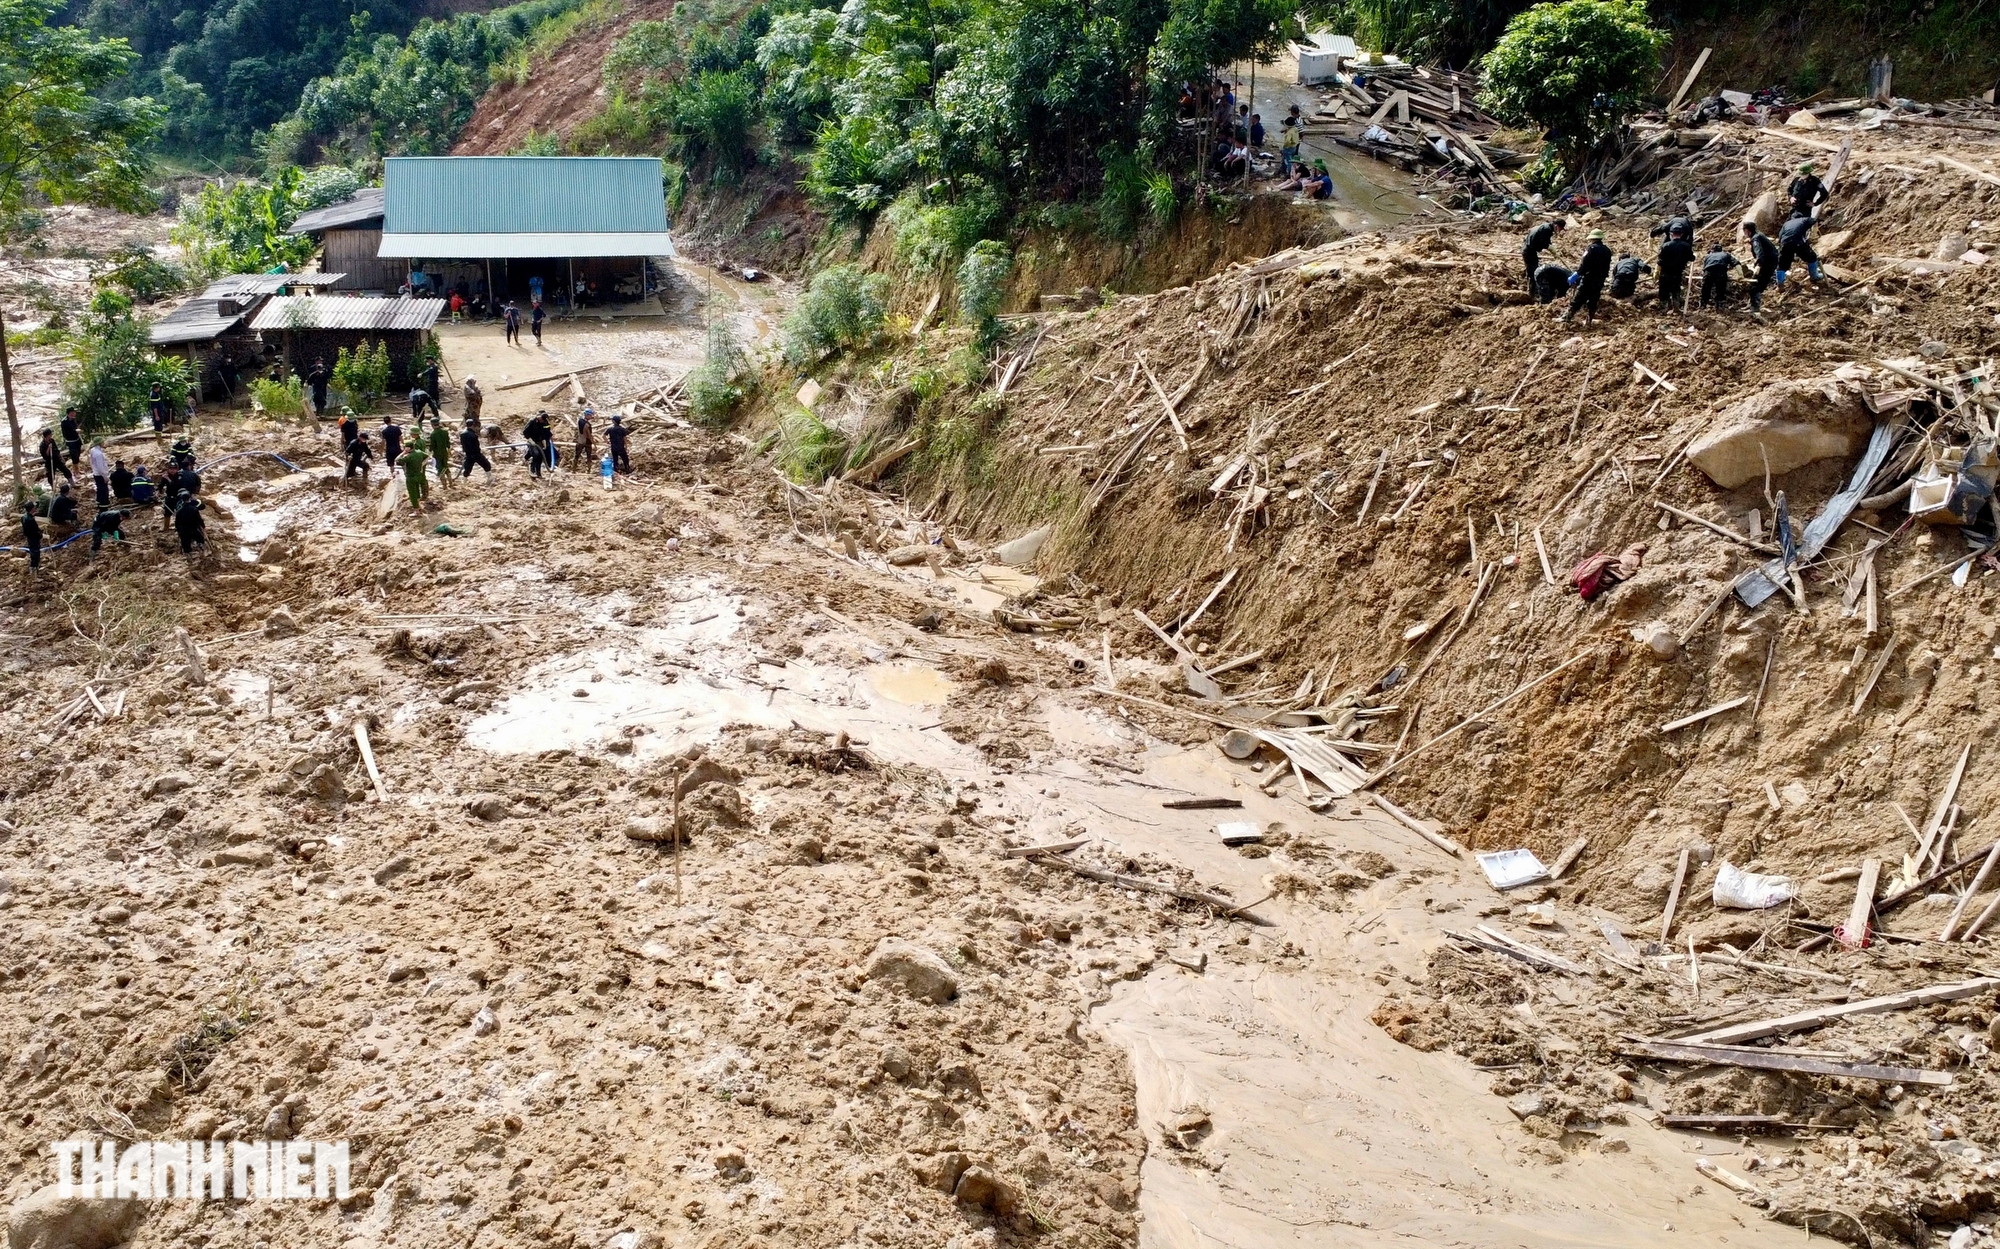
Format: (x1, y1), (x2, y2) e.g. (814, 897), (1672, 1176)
(456, 566), (1765, 1248)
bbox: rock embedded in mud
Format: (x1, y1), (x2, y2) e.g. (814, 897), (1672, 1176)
(301, 764), (344, 802)
(465, 793), (512, 821)
(470, 1006), (498, 1037)
(141, 772), (193, 799)
(6, 1185), (143, 1249)
(371, 855), (412, 885)
(953, 1164), (1022, 1215)
(262, 606), (300, 638)
(711, 1145), (750, 1181)
(1686, 376), (1873, 489)
(865, 939), (959, 1004)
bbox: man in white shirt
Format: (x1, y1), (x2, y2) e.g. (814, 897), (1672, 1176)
(88, 441), (110, 509)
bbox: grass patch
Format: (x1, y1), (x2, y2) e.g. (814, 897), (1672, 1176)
(777, 409), (848, 483)
(164, 996), (257, 1090)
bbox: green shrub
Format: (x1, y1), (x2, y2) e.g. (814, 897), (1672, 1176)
(676, 69), (758, 178)
(777, 409), (848, 483)
(251, 374), (306, 417)
(513, 129), (564, 155)
(956, 239), (1013, 355)
(1479, 0), (1665, 157)
(103, 245), (187, 302)
(885, 185), (1004, 275)
(685, 324), (751, 427)
(172, 168), (321, 281)
(61, 291), (193, 437)
(1144, 172), (1178, 226)
(297, 166), (363, 211)
(332, 341), (392, 410)
(780, 264), (889, 366)
(1097, 149), (1149, 238)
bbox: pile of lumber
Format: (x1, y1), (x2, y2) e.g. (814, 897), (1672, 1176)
(1306, 62), (1526, 200)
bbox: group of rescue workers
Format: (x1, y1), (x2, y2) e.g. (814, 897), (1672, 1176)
(1521, 161), (1832, 324)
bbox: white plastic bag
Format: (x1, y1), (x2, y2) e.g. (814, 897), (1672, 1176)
(1712, 861), (1797, 910)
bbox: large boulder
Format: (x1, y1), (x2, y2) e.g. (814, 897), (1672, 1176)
(1687, 376), (1873, 489)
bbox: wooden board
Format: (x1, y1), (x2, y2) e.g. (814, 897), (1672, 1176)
(376, 475), (402, 520)
(1681, 976), (2000, 1046)
(1626, 1038), (1952, 1086)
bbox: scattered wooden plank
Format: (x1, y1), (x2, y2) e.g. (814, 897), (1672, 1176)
(1203, 649), (1265, 677)
(1136, 355), (1190, 451)
(1662, 696), (1749, 733)
(1665, 46), (1714, 113)
(1477, 923), (1587, 974)
(1162, 797), (1243, 810)
(1547, 836), (1588, 880)
(1682, 976), (2000, 1046)
(1533, 525), (1556, 586)
(1752, 635), (1778, 722)
(1851, 635), (1897, 716)
(1446, 928), (1571, 974)
(1030, 854), (1273, 924)
(1370, 792), (1465, 857)
(1174, 568), (1237, 640)
(1632, 360), (1678, 392)
(353, 719), (389, 803)
(1916, 743), (1972, 870)
(1662, 1114), (1797, 1134)
(1355, 449), (1388, 524)
(1002, 838), (1088, 859)
(1695, 1157), (1763, 1198)
(1629, 1038), (1950, 1085)
(495, 362), (613, 391)
(1655, 502), (1780, 554)
(1360, 651), (1595, 788)
(1839, 857), (1882, 949)
(1544, 455), (1608, 522)
(1939, 838), (2000, 941)
(1659, 846), (1692, 942)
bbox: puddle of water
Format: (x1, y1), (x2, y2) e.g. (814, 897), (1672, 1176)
(868, 662), (954, 705)
(216, 492), (277, 562)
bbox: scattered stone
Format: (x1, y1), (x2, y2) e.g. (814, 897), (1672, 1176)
(624, 816), (671, 843)
(865, 939), (959, 1004)
(95, 905), (131, 925)
(604, 1232), (661, 1249)
(1508, 1091), (1548, 1120)
(470, 1006), (498, 1037)
(972, 658), (1011, 684)
(674, 757), (742, 798)
(711, 1145), (749, 1181)
(952, 1164), (1022, 1215)
(262, 606), (300, 638)
(214, 845), (274, 868)
(440, 681), (499, 705)
(465, 794), (512, 821)
(5, 1184), (143, 1249)
(301, 764), (344, 802)
(141, 772), (194, 799)
(384, 959), (423, 984)
(1686, 375), (1873, 488)
(371, 855), (412, 885)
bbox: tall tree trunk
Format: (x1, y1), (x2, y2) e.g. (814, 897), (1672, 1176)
(0, 309), (22, 505)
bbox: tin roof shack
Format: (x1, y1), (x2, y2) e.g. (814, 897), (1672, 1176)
(147, 274), (345, 405)
(374, 156), (677, 311)
(250, 296), (446, 394)
(289, 188), (398, 293)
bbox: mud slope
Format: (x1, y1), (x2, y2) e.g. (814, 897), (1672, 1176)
(454, 0), (673, 156)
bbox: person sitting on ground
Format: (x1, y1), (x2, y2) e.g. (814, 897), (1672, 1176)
(47, 484), (78, 535)
(1533, 262), (1574, 305)
(128, 465), (155, 507)
(1218, 142), (1249, 176)
(109, 459), (133, 501)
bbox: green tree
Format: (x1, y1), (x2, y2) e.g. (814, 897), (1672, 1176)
(1478, 0), (1664, 158)
(61, 291), (193, 437)
(171, 167), (320, 280)
(0, 0), (162, 221)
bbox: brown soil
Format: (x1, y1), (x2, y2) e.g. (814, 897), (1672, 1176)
(454, 0), (674, 156)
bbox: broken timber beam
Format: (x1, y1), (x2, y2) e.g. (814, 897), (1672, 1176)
(1679, 976), (2000, 1046)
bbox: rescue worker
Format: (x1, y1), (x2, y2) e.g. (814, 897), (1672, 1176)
(89, 507), (126, 555)
(109, 459), (133, 501)
(345, 427), (374, 483)
(462, 376), (484, 425)
(408, 385), (439, 422)
(1657, 224), (1696, 311)
(1532, 262), (1573, 305)
(170, 436), (195, 472)
(1609, 252), (1652, 300)
(428, 418), (453, 487)
(574, 407), (596, 472)
(37, 429), (71, 488)
(1742, 220), (1780, 312)
(88, 441), (109, 508)
(1700, 243), (1741, 309)
(171, 489), (205, 556)
(1787, 162), (1829, 220)
(47, 484), (78, 536)
(129, 464), (155, 507)
(1776, 212), (1823, 287)
(503, 302), (521, 345)
(305, 357), (330, 415)
(1649, 214), (1696, 243)
(1562, 228), (1613, 325)
(1522, 218), (1565, 293)
(381, 414), (404, 468)
(19, 501), (40, 573)
(148, 383), (168, 432)
(607, 412), (630, 475)
(523, 412), (553, 479)
(460, 417), (494, 479)
(401, 442), (430, 511)
(338, 409), (360, 454)
(58, 407), (82, 469)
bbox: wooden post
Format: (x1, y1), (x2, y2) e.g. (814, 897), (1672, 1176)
(671, 769), (682, 905)
(0, 309), (21, 505)
(1665, 47), (1713, 114)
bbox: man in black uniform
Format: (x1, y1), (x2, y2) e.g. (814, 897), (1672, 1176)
(1742, 220), (1780, 312)
(607, 412), (631, 476)
(1787, 162), (1829, 220)
(1532, 262), (1572, 304)
(19, 501), (40, 573)
(460, 417), (494, 479)
(523, 412), (553, 479)
(58, 407), (82, 469)
(381, 415), (404, 469)
(339, 409), (360, 454)
(344, 429), (374, 483)
(1700, 243), (1740, 309)
(47, 484), (78, 536)
(1561, 228), (1613, 325)
(172, 489), (206, 556)
(1609, 252), (1652, 299)
(1657, 225), (1696, 311)
(1522, 218), (1566, 293)
(306, 357), (331, 416)
(1650, 214), (1696, 244)
(1776, 212), (1823, 287)
(89, 508), (125, 556)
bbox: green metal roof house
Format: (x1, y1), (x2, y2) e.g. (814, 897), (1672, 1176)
(377, 156), (676, 259)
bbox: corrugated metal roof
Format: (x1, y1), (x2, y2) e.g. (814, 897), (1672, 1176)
(149, 299), (252, 345)
(249, 296), (446, 333)
(290, 187), (386, 235)
(376, 231), (675, 259)
(384, 157), (669, 236)
(204, 273), (345, 298)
